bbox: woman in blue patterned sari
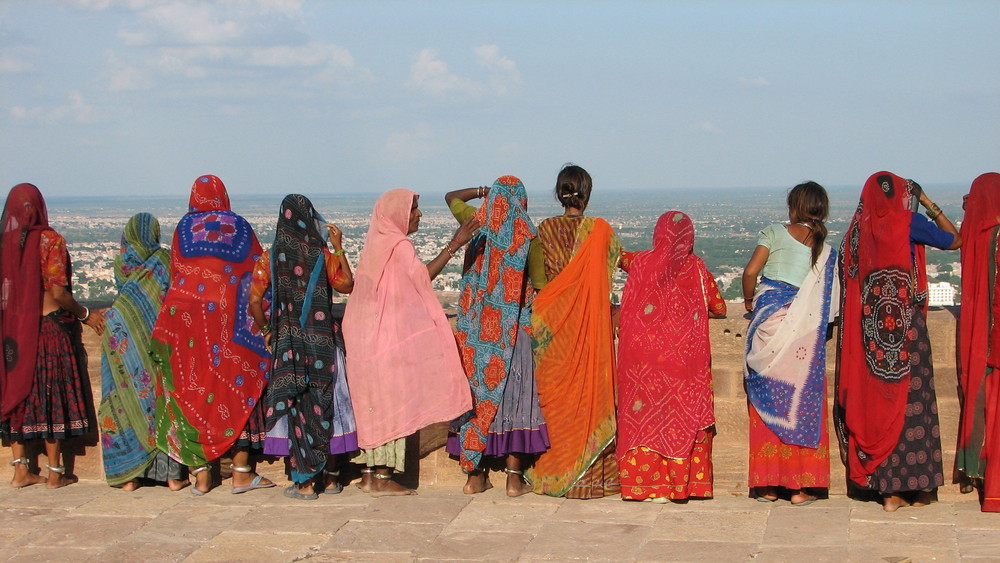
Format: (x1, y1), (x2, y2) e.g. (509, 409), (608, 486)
(99, 213), (186, 491)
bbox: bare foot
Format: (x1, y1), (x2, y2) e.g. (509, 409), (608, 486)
(46, 473), (78, 489)
(167, 479), (189, 491)
(193, 469), (212, 495)
(369, 475), (417, 497)
(10, 473), (45, 489)
(882, 494), (909, 512)
(232, 472), (273, 490)
(756, 486), (779, 502)
(463, 471), (492, 494)
(505, 471), (533, 497)
(911, 491), (935, 507)
(356, 470), (373, 493)
(120, 479), (140, 492)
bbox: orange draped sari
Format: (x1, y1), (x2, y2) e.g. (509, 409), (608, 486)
(526, 217), (619, 498)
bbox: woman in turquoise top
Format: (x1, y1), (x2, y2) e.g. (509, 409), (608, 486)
(741, 181), (839, 506)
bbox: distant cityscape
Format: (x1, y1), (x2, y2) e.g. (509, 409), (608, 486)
(50, 184), (966, 308)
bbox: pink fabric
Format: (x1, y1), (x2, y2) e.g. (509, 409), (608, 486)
(343, 189), (471, 449)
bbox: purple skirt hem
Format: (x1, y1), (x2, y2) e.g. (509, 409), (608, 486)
(446, 425), (551, 458)
(263, 432), (359, 457)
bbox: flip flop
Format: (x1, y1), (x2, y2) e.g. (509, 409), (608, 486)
(791, 496), (817, 507)
(323, 482), (344, 495)
(232, 474), (276, 494)
(283, 484), (318, 501)
(756, 496), (778, 503)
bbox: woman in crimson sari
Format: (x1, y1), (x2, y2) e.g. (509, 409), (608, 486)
(1, 183), (105, 489)
(956, 172), (1000, 512)
(525, 164), (623, 498)
(150, 175), (274, 495)
(836, 172), (960, 512)
(617, 211), (726, 502)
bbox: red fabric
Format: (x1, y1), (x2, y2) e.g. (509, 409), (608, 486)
(959, 172), (1000, 510)
(748, 401), (830, 489)
(617, 211), (721, 460)
(838, 171), (926, 487)
(959, 172), (1000, 437)
(0, 184), (50, 419)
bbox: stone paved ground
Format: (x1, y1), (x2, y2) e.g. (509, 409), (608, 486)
(1, 476), (998, 563)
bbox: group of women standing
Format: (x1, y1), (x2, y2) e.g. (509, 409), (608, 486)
(2, 169), (999, 514)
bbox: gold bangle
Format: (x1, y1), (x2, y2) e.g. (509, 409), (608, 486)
(926, 203), (942, 220)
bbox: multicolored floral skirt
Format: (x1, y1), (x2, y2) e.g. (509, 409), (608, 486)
(620, 428), (714, 501)
(2, 311), (90, 442)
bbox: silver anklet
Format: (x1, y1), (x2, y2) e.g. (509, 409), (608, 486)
(45, 464), (65, 474)
(9, 457), (29, 467)
(230, 464), (253, 473)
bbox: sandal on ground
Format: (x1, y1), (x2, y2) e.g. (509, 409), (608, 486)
(323, 471), (343, 495)
(232, 474), (275, 494)
(283, 484), (318, 501)
(190, 464), (212, 496)
(791, 496), (818, 507)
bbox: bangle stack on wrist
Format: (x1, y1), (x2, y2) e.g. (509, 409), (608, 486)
(332, 248), (345, 257)
(259, 323), (271, 336)
(926, 202), (943, 220)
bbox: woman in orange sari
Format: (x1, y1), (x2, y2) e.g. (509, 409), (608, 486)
(525, 164), (622, 498)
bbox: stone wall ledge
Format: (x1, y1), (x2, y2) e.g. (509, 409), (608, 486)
(1, 309), (968, 500)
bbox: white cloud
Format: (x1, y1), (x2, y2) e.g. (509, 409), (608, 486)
(475, 44), (521, 95)
(383, 124), (438, 163)
(738, 76), (771, 87)
(0, 46), (39, 74)
(10, 91), (101, 124)
(697, 121), (719, 132)
(406, 49), (483, 98)
(106, 53), (154, 91)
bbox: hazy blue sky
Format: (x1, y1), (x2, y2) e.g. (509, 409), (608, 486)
(1, 1), (997, 200)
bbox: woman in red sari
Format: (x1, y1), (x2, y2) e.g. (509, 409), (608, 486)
(1, 183), (105, 488)
(150, 175), (274, 495)
(957, 172), (1000, 512)
(525, 164), (622, 498)
(836, 172), (960, 512)
(617, 211), (726, 502)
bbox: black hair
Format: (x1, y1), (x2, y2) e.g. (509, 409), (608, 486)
(554, 164), (592, 211)
(787, 181), (829, 267)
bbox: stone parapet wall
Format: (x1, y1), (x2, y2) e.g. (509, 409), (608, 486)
(1, 309), (966, 500)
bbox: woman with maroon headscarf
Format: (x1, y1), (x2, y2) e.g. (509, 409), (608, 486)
(836, 172), (960, 512)
(1, 183), (105, 488)
(956, 172), (1000, 512)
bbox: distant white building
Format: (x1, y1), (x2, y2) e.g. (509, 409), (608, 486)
(927, 281), (956, 307)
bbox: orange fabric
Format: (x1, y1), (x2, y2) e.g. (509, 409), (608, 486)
(526, 218), (617, 497)
(748, 400), (830, 489)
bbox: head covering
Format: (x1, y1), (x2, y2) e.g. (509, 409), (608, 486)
(100, 212), (171, 485)
(150, 175), (268, 466)
(617, 211), (715, 459)
(342, 189), (471, 449)
(187, 174), (231, 213)
(264, 194), (337, 482)
(958, 172), (1000, 451)
(0, 184), (50, 418)
(837, 171), (926, 486)
(453, 175), (536, 472)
